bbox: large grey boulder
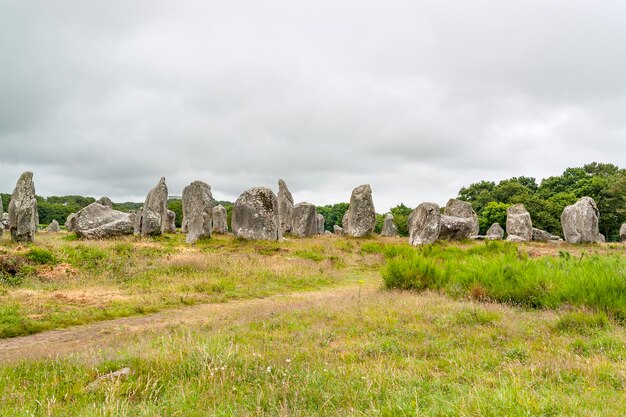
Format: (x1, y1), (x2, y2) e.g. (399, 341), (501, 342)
(277, 179), (294, 235)
(561, 197), (602, 244)
(621, 224), (626, 243)
(73, 202), (134, 239)
(164, 209), (177, 233)
(232, 187), (280, 241)
(316, 213), (325, 234)
(532, 228), (561, 242)
(291, 202), (318, 237)
(380, 213), (398, 237)
(96, 197), (113, 208)
(506, 204), (532, 241)
(141, 177), (168, 236)
(8, 171), (38, 243)
(182, 181), (213, 244)
(408, 202), (441, 246)
(65, 213), (76, 232)
(46, 220), (60, 233)
(438, 199), (479, 240)
(212, 205), (228, 234)
(486, 223), (504, 240)
(345, 184), (376, 237)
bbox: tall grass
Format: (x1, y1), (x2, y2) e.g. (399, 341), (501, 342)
(383, 241), (626, 319)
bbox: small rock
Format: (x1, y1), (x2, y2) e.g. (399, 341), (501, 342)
(46, 219), (60, 233)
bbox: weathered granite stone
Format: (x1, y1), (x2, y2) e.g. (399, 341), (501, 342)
(333, 225), (343, 235)
(46, 219), (60, 233)
(506, 204), (532, 241)
(408, 202), (441, 246)
(532, 228), (561, 242)
(141, 177), (168, 236)
(133, 208), (143, 234)
(291, 202), (318, 237)
(437, 199), (479, 240)
(8, 172), (38, 243)
(65, 213), (76, 232)
(380, 213), (398, 237)
(506, 234), (526, 242)
(277, 179), (294, 235)
(561, 197), (602, 244)
(486, 223), (504, 240)
(212, 204), (228, 234)
(96, 197), (113, 208)
(164, 209), (176, 233)
(232, 187), (280, 241)
(73, 203), (134, 239)
(182, 181), (213, 244)
(317, 213), (325, 234)
(345, 184), (376, 237)
(621, 224), (626, 243)
(2, 212), (8, 230)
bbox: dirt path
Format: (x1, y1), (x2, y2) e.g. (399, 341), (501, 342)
(0, 284), (377, 364)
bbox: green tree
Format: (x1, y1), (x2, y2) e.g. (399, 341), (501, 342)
(479, 202), (510, 234)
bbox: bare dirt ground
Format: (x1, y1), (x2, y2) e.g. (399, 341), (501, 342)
(0, 284), (377, 364)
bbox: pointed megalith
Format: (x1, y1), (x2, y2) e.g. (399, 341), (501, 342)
(380, 213), (398, 237)
(141, 177), (168, 236)
(345, 184), (376, 237)
(316, 213), (325, 234)
(182, 181), (213, 244)
(277, 179), (294, 235)
(8, 171), (38, 243)
(212, 205), (228, 234)
(232, 187), (280, 241)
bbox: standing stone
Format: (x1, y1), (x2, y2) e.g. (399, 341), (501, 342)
(342, 212), (349, 232)
(72, 202), (135, 239)
(212, 205), (228, 234)
(65, 213), (76, 232)
(133, 208), (143, 234)
(561, 197), (602, 244)
(164, 209), (176, 233)
(2, 212), (10, 230)
(141, 177), (168, 236)
(8, 171), (38, 243)
(316, 213), (325, 234)
(232, 187), (280, 241)
(408, 202), (441, 246)
(345, 184), (376, 237)
(277, 179), (294, 235)
(506, 204), (533, 241)
(333, 225), (343, 235)
(96, 197), (113, 208)
(438, 199), (480, 240)
(46, 220), (60, 233)
(486, 223), (504, 240)
(380, 213), (398, 237)
(182, 181), (213, 244)
(291, 202), (318, 237)
(620, 224), (626, 244)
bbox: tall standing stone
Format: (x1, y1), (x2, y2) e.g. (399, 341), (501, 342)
(164, 209), (177, 233)
(506, 204), (533, 241)
(232, 187), (280, 241)
(561, 197), (602, 244)
(277, 179), (294, 235)
(292, 202), (318, 237)
(141, 177), (168, 236)
(182, 181), (213, 244)
(345, 184), (376, 237)
(380, 213), (398, 237)
(408, 202), (441, 246)
(212, 204), (228, 234)
(8, 171), (38, 243)
(316, 213), (325, 234)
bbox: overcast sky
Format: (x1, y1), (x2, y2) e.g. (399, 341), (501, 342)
(1, 1), (625, 212)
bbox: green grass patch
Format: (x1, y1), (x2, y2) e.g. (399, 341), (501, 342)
(25, 247), (57, 265)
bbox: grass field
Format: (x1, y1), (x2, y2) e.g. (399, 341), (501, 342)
(1, 232), (625, 416)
